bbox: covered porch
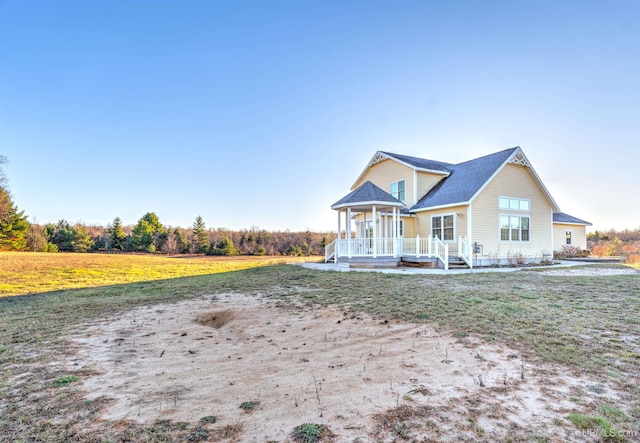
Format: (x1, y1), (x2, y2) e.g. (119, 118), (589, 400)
(325, 181), (472, 269)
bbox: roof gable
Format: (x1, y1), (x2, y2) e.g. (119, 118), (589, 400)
(351, 151), (450, 190)
(331, 181), (405, 210)
(410, 147), (561, 212)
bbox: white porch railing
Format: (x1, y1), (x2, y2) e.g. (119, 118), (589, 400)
(458, 236), (473, 269)
(325, 239), (337, 262)
(325, 235), (453, 270)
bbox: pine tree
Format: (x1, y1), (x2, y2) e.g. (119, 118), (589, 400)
(131, 212), (164, 252)
(71, 224), (94, 252)
(192, 216), (210, 254)
(0, 187), (28, 250)
(108, 217), (127, 250)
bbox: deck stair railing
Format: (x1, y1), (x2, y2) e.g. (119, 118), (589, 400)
(325, 240), (336, 262)
(457, 236), (473, 268)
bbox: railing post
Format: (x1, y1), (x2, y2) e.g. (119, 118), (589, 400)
(444, 243), (449, 270)
(416, 235), (421, 258)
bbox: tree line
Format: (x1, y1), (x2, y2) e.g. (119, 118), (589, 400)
(587, 228), (640, 263)
(0, 156), (334, 256)
(25, 214), (334, 256)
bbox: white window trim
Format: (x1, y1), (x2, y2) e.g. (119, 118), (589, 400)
(390, 179), (406, 202)
(499, 214), (531, 242)
(499, 196), (531, 212)
(565, 230), (572, 245)
(431, 213), (456, 243)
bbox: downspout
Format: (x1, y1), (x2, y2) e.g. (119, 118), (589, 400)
(467, 203), (473, 268)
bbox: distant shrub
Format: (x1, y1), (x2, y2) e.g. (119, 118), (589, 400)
(287, 245), (304, 256)
(254, 246), (266, 256)
(210, 237), (237, 256)
(591, 244), (608, 257)
(626, 254), (640, 264)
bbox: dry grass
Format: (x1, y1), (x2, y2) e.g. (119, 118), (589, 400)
(0, 252), (319, 297)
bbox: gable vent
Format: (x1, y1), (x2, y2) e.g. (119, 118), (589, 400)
(367, 152), (388, 168)
(508, 151), (531, 168)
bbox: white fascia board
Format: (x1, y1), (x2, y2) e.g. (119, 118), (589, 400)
(331, 200), (405, 210)
(410, 202), (469, 213)
(553, 221), (593, 226)
(414, 167), (450, 175)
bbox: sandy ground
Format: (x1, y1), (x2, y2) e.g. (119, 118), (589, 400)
(66, 292), (628, 442)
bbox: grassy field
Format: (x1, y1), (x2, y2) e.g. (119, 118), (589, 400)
(0, 254), (639, 441)
(0, 252), (318, 297)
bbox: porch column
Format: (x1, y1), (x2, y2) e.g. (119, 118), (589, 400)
(336, 209), (341, 263)
(392, 207), (397, 257)
(347, 207), (352, 258)
(372, 205), (377, 258)
(384, 212), (388, 239)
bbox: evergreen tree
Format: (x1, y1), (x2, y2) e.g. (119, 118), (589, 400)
(50, 220), (75, 251)
(174, 228), (189, 253)
(71, 224), (93, 252)
(0, 187), (28, 250)
(192, 216), (210, 254)
(212, 237), (236, 256)
(108, 217), (127, 250)
(131, 212), (164, 252)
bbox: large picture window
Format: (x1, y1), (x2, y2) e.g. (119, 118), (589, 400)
(500, 215), (530, 242)
(432, 214), (454, 241)
(390, 180), (405, 201)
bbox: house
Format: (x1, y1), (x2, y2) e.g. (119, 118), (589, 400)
(326, 146), (591, 269)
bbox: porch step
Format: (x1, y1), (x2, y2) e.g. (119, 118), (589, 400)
(448, 257), (469, 269)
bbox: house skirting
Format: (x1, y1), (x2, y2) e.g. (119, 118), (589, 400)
(337, 257), (402, 268)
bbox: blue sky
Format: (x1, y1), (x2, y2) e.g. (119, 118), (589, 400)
(1, 0), (638, 232)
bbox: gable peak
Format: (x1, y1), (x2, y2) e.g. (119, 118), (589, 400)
(507, 147), (531, 168)
(367, 151), (389, 168)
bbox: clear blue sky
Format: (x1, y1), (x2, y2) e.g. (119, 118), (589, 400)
(1, 0), (638, 232)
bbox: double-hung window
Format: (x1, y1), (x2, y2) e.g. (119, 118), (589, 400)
(390, 180), (405, 202)
(500, 215), (530, 241)
(432, 214), (454, 241)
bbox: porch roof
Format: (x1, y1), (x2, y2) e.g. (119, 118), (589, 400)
(331, 181), (405, 210)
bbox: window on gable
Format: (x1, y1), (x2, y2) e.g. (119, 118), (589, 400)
(500, 215), (530, 242)
(432, 214), (454, 241)
(390, 180), (405, 201)
(499, 197), (530, 211)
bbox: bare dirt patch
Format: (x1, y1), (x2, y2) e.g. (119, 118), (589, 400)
(68, 295), (626, 441)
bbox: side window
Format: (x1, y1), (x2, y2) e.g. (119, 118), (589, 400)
(390, 180), (406, 201)
(565, 231), (572, 245)
(431, 214), (454, 241)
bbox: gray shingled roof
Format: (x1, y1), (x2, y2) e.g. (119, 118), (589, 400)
(410, 147), (519, 210)
(331, 181), (404, 209)
(553, 212), (592, 225)
(380, 152), (453, 172)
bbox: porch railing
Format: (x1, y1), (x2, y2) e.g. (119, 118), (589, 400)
(325, 239), (336, 262)
(326, 235), (451, 269)
(458, 236), (473, 269)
